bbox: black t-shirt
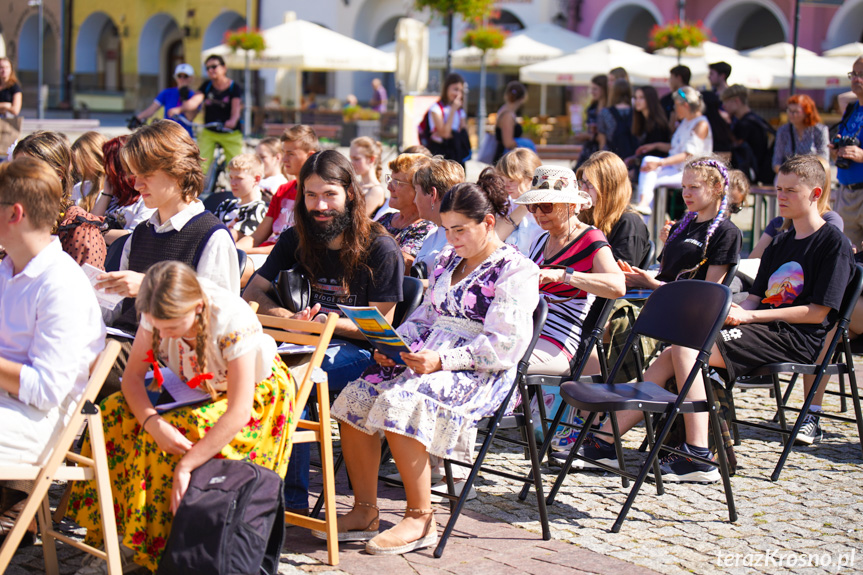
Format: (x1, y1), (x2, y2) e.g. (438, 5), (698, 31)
(607, 211), (650, 266)
(660, 93), (675, 122)
(0, 82), (21, 104)
(751, 223), (855, 354)
(257, 227), (404, 315)
(657, 217), (741, 282)
(199, 80), (243, 126)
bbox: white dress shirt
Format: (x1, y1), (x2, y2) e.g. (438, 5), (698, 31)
(0, 239), (105, 463)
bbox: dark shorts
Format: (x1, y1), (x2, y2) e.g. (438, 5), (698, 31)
(715, 321), (819, 382)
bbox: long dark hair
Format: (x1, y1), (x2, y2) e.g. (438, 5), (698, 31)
(440, 73), (465, 106)
(632, 85), (669, 138)
(294, 150), (385, 288)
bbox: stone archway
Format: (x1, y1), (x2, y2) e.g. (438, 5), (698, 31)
(825, 0), (863, 49)
(202, 11), (245, 51)
(705, 0), (788, 51)
(74, 12), (122, 92)
(19, 13), (61, 102)
(591, 0), (662, 49)
(138, 14), (184, 104)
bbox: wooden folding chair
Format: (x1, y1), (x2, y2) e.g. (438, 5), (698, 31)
(0, 340), (122, 575)
(255, 312), (340, 566)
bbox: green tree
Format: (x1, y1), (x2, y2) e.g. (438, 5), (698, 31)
(415, 0), (497, 75)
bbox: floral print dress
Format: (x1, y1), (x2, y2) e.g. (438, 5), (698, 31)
(332, 244), (539, 458)
(378, 212), (438, 257)
(67, 280), (296, 572)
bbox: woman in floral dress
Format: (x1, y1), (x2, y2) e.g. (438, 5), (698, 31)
(69, 261), (295, 573)
(315, 170), (539, 556)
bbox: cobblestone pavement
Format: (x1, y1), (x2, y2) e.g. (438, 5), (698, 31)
(8, 367), (863, 575)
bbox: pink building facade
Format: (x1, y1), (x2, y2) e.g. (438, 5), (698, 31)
(565, 0), (860, 54)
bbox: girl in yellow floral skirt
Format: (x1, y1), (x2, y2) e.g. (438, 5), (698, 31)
(69, 261), (295, 573)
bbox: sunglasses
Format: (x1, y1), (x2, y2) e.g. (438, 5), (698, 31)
(526, 203), (555, 214)
(176, 74), (190, 79)
(206, 64), (220, 71)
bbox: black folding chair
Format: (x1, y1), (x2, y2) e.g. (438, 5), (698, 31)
(393, 276), (424, 328)
(433, 298), (549, 557)
(727, 263), (863, 481)
(640, 240), (656, 269)
(104, 233), (129, 272)
(544, 280), (736, 532)
(519, 297), (616, 475)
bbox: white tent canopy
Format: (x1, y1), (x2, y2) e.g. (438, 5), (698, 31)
(449, 23), (592, 70)
(654, 41), (784, 90)
(203, 12), (395, 72)
(823, 42), (863, 71)
(743, 42), (850, 89)
(519, 39), (675, 87)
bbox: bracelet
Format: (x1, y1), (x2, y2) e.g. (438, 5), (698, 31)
(142, 413), (160, 431)
(99, 192), (114, 199)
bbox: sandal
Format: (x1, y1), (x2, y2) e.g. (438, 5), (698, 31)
(364, 507), (437, 556)
(311, 501), (379, 542)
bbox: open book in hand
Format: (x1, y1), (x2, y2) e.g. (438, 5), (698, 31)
(338, 305), (411, 365)
(144, 367), (213, 413)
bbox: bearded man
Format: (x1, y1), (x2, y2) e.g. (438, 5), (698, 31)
(243, 149), (403, 514)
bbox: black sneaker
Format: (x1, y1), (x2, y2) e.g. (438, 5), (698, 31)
(652, 443), (720, 483)
(552, 433), (619, 471)
(794, 413), (822, 446)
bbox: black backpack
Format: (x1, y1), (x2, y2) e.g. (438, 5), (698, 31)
(156, 459), (285, 575)
(606, 107), (639, 160)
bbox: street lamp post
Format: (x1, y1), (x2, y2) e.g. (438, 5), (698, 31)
(678, 0), (685, 22)
(28, 0), (44, 119)
(243, 0), (252, 138)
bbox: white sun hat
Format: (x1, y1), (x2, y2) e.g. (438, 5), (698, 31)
(514, 165), (592, 208)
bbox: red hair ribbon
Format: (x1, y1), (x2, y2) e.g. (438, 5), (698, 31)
(144, 350), (164, 389)
(186, 372), (214, 389)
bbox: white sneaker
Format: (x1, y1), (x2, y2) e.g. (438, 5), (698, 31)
(430, 480), (477, 503)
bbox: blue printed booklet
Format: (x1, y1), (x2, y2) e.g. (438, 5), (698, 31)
(338, 305), (410, 364)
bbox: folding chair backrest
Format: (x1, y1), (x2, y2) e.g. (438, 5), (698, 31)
(640, 240), (656, 270)
(394, 276), (424, 328)
(722, 258), (739, 288)
(570, 296), (615, 380)
(255, 313), (338, 435)
(517, 298), (548, 375)
(836, 264), (863, 329)
(31, 340), (121, 475)
(633, 280), (731, 352)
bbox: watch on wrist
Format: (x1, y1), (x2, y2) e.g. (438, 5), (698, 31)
(564, 267), (575, 286)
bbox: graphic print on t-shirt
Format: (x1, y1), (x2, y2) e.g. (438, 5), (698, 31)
(762, 261), (804, 307)
(313, 277), (358, 314)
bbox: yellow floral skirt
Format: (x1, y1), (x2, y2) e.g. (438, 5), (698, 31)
(67, 357), (295, 572)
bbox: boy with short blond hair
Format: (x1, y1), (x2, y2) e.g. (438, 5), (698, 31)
(237, 125), (321, 255)
(213, 153), (268, 242)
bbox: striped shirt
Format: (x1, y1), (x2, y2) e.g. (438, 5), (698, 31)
(529, 227), (609, 358)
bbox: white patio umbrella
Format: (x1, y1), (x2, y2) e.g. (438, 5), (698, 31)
(654, 41), (784, 90)
(204, 12), (395, 119)
(823, 42), (863, 71)
(519, 39), (675, 87)
(450, 23), (592, 70)
(743, 42), (850, 90)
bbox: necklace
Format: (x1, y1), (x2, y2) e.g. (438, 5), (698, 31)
(544, 224), (580, 260)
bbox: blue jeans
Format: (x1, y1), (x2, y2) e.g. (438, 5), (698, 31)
(283, 338), (374, 510)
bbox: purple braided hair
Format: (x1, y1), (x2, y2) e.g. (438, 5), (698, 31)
(672, 159), (731, 280)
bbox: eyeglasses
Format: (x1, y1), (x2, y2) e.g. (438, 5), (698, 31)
(384, 174), (411, 187)
(577, 179), (594, 191)
(176, 74), (190, 79)
(849, 72), (863, 80)
(206, 65), (220, 71)
(526, 203), (555, 214)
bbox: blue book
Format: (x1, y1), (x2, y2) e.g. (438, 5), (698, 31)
(338, 305), (411, 364)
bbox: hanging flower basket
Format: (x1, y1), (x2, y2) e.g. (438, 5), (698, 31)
(462, 25), (507, 53)
(224, 27), (266, 53)
(649, 20), (711, 57)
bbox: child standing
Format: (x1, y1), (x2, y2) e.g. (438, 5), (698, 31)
(213, 153), (268, 243)
(238, 125), (320, 255)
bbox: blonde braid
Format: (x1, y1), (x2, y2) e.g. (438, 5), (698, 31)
(195, 301), (218, 399)
(151, 328), (162, 360)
